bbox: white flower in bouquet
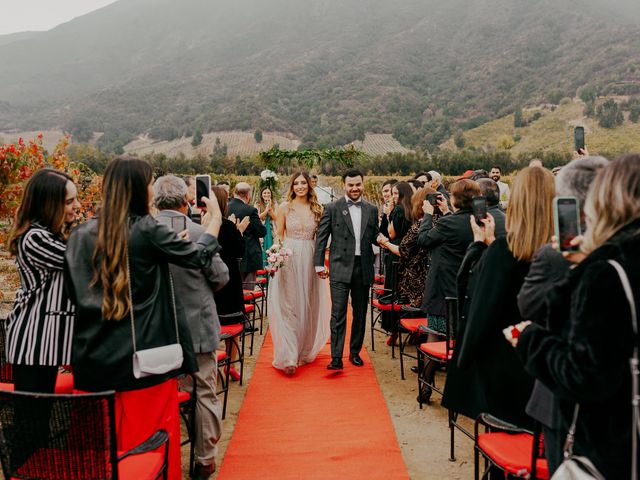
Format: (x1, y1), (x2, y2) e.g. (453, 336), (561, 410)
(260, 169), (278, 182)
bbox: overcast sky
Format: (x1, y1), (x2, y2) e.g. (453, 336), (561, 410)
(0, 0), (118, 35)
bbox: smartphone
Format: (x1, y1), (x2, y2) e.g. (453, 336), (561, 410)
(195, 175), (211, 208)
(157, 216), (187, 232)
(574, 126), (585, 153)
(426, 193), (440, 206)
(471, 196), (487, 225)
(554, 197), (581, 252)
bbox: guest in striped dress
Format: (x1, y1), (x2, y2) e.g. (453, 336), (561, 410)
(5, 168), (80, 393)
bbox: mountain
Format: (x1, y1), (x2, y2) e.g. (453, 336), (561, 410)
(1, 0), (639, 152)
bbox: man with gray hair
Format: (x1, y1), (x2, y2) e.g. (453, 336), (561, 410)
(153, 175), (229, 479)
(516, 154), (609, 473)
(227, 182), (267, 285)
(428, 170), (451, 208)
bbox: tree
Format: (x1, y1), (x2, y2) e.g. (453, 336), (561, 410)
(496, 134), (516, 150)
(191, 128), (203, 147)
(66, 118), (94, 143)
(578, 85), (597, 104)
(453, 130), (465, 149)
(254, 129), (263, 143)
(210, 137), (228, 168)
(513, 105), (524, 128)
(596, 99), (624, 129)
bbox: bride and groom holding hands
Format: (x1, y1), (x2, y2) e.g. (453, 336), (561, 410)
(267, 169), (379, 374)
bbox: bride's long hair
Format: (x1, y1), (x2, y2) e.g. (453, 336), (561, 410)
(286, 171), (323, 223)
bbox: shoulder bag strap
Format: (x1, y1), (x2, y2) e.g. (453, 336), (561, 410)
(607, 259), (638, 480)
(127, 254), (181, 354)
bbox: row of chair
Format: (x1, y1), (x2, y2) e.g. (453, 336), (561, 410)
(369, 257), (549, 479)
(0, 269), (271, 479)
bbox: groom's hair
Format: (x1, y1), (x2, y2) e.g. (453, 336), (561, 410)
(341, 168), (364, 181)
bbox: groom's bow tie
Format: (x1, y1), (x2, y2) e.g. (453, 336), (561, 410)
(347, 200), (362, 208)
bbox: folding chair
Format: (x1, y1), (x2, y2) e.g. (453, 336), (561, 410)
(370, 261), (410, 358)
(475, 414), (548, 479)
(220, 320), (245, 385)
(398, 305), (429, 380)
(416, 297), (457, 407)
(0, 389), (169, 480)
(216, 349), (231, 419)
(178, 373), (197, 476)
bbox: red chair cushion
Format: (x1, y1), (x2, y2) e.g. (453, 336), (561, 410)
(255, 277), (267, 284)
(13, 449), (164, 480)
(477, 432), (549, 479)
(243, 292), (255, 301)
(372, 299), (404, 311)
(216, 350), (228, 362)
(244, 304), (255, 313)
(177, 390), (191, 404)
(220, 324), (243, 337)
(118, 451), (165, 480)
(256, 269), (267, 276)
(400, 318), (429, 332)
(0, 372), (74, 393)
(419, 341), (453, 361)
(247, 289), (264, 299)
(375, 274), (385, 283)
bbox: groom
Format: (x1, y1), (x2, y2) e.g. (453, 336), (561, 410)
(314, 169), (379, 370)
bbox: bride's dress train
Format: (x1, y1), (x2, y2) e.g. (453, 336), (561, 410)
(268, 206), (330, 370)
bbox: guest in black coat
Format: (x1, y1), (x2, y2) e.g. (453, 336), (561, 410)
(227, 182), (266, 286)
(515, 155), (609, 471)
(456, 166), (556, 428)
(211, 187), (249, 381)
(477, 178), (506, 234)
(415, 179), (480, 401)
(513, 155), (640, 478)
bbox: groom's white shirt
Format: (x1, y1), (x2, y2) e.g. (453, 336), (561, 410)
(346, 195), (362, 256)
(315, 195), (362, 272)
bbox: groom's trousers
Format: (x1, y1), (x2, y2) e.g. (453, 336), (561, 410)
(329, 256), (371, 359)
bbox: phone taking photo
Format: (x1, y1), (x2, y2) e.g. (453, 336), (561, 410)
(574, 126), (585, 153)
(426, 193), (439, 206)
(471, 196), (488, 225)
(195, 175), (211, 208)
(554, 197), (581, 252)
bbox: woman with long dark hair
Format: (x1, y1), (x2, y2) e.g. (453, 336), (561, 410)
(268, 171), (329, 375)
(65, 156), (223, 479)
(212, 185), (248, 380)
(6, 169), (80, 392)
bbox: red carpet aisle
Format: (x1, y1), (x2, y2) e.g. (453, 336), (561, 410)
(217, 316), (410, 479)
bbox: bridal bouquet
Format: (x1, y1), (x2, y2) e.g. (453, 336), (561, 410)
(265, 242), (293, 277)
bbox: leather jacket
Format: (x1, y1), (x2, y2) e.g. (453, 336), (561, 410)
(64, 215), (221, 392)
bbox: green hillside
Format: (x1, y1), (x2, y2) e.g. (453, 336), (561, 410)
(442, 98), (640, 155)
(0, 0), (639, 153)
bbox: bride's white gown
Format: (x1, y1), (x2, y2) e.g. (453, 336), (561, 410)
(268, 204), (330, 370)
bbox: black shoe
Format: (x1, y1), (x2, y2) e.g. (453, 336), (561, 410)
(192, 462), (216, 479)
(244, 323), (259, 333)
(327, 358), (343, 370)
(349, 353), (364, 367)
(410, 366), (419, 374)
(417, 385), (432, 405)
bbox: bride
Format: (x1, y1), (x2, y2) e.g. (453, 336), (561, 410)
(268, 171), (331, 375)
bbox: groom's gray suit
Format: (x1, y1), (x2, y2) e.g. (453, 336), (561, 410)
(314, 196), (379, 360)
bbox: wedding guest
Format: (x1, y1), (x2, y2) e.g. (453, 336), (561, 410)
(415, 179), (477, 401)
(216, 180), (230, 195)
(211, 186), (249, 381)
(379, 178), (397, 237)
(515, 155), (609, 471)
(427, 170), (450, 200)
(255, 186), (277, 263)
(154, 175), (229, 478)
(490, 165), (510, 209)
(183, 175), (196, 217)
(381, 181), (413, 336)
(65, 156), (223, 479)
(512, 154), (640, 477)
(227, 182), (266, 285)
(457, 166), (555, 428)
(6, 169), (80, 392)
(413, 172), (432, 185)
(378, 186), (437, 308)
(477, 178), (506, 236)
